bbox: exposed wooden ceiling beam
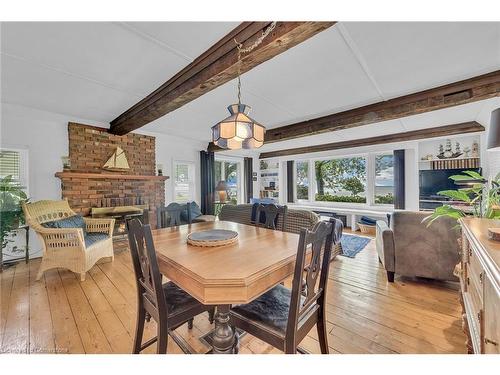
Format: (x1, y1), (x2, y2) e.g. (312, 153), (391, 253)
(258, 121), (485, 159)
(264, 70), (500, 143)
(109, 21), (335, 135)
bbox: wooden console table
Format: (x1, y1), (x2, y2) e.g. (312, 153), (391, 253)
(459, 218), (499, 354)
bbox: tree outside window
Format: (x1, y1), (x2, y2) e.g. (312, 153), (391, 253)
(296, 161), (309, 200)
(314, 157), (367, 203)
(374, 154), (394, 205)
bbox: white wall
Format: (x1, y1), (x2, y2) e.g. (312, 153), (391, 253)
(137, 130), (205, 204)
(0, 103), (205, 259)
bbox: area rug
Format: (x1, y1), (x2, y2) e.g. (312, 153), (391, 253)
(340, 234), (371, 258)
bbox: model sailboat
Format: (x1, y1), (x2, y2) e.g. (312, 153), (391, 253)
(102, 147), (130, 171)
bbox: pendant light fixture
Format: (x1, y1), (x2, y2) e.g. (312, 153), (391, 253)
(212, 23), (276, 150)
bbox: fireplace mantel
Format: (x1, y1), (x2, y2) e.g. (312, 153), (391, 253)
(55, 171), (169, 181)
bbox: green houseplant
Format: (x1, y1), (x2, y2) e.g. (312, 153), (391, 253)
(0, 175), (28, 268)
(423, 170), (500, 279)
(424, 170), (500, 226)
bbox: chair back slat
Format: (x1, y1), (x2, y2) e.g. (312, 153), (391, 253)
(255, 204), (288, 231)
(127, 218), (168, 320)
(286, 219), (336, 336)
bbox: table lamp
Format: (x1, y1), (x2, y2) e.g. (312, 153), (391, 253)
(215, 180), (228, 203)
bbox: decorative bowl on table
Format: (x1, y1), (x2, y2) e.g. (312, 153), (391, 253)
(187, 229), (238, 247)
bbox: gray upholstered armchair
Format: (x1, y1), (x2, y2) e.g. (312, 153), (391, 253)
(376, 211), (460, 282)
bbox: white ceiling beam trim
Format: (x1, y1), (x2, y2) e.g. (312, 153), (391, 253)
(336, 23), (386, 101)
(0, 51), (148, 99)
(114, 22), (194, 62)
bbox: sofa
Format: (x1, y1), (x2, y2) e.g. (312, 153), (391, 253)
(158, 201), (215, 227)
(376, 211), (460, 282)
(219, 204), (343, 259)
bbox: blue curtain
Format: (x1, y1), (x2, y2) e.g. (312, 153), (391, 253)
(244, 157), (253, 203)
(200, 150), (215, 215)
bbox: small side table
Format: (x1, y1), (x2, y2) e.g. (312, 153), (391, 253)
(0, 224), (29, 273)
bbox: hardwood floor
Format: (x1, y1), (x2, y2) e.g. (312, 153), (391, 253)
(0, 234), (466, 354)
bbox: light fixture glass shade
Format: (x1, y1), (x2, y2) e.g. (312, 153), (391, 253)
(212, 104), (266, 150)
(487, 108), (500, 151)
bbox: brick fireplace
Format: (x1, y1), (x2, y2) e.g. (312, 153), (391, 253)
(55, 122), (168, 228)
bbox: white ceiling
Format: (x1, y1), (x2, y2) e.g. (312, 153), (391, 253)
(1, 22), (499, 151)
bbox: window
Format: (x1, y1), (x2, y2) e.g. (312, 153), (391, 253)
(295, 161), (309, 201)
(0, 147), (29, 193)
(214, 159), (241, 204)
(374, 154), (394, 205)
(173, 161), (195, 202)
(314, 157), (366, 203)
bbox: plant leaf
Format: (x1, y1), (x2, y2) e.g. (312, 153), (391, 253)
(437, 189), (471, 203)
(462, 170), (484, 180)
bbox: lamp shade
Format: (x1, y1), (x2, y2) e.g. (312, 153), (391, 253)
(487, 108), (500, 151)
(215, 180), (228, 192)
(212, 104), (265, 150)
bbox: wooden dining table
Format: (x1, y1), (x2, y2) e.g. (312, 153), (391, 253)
(151, 220), (301, 354)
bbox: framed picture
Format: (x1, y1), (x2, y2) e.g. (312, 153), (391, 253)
(252, 172), (257, 177)
(252, 177), (257, 181)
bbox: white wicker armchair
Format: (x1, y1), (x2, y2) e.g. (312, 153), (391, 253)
(22, 199), (115, 281)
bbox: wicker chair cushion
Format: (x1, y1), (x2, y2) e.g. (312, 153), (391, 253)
(231, 284), (305, 334)
(163, 281), (202, 315)
(42, 215), (86, 231)
(84, 233), (110, 248)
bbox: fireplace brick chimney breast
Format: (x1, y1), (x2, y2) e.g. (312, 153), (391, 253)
(56, 123), (167, 227)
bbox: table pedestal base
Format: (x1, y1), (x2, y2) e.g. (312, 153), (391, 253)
(209, 305), (239, 354)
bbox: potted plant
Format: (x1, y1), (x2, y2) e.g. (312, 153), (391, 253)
(423, 170), (500, 278)
(424, 170), (500, 226)
(0, 175), (28, 269)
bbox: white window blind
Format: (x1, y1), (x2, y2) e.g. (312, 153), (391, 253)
(0, 148), (29, 193)
(0, 150), (22, 181)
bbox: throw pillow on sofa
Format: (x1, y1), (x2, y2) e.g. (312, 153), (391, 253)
(181, 202), (202, 222)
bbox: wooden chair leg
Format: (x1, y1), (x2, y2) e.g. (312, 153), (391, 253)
(208, 308), (215, 324)
(317, 319), (329, 354)
(79, 273), (86, 281)
(187, 318), (194, 329)
(157, 323), (168, 354)
(387, 271), (395, 282)
(133, 307), (146, 354)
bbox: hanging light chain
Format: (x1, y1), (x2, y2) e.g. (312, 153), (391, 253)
(234, 22), (277, 104)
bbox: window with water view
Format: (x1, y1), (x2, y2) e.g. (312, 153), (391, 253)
(374, 154), (394, 205)
(314, 157), (367, 203)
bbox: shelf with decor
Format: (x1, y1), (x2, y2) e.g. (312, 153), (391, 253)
(259, 159), (280, 202)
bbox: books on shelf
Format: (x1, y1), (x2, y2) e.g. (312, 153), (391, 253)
(430, 158), (479, 170)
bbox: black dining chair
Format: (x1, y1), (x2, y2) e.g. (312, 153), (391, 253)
(229, 218), (338, 354)
(254, 203), (288, 231)
(127, 218), (214, 354)
(157, 202), (185, 228)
